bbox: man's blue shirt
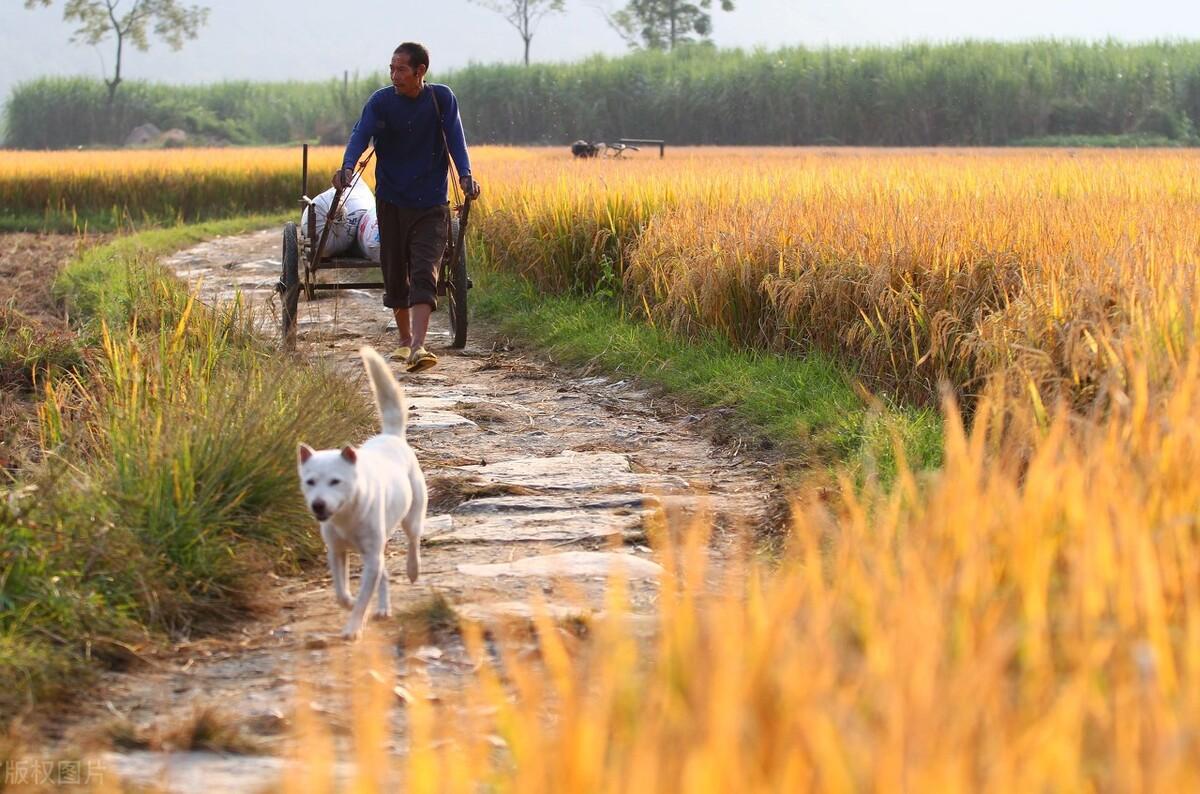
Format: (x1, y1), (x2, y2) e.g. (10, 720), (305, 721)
(342, 83), (472, 209)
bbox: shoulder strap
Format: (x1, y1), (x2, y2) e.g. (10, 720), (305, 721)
(427, 84), (464, 205)
(427, 85), (458, 179)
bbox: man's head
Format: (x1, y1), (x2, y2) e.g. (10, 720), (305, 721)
(391, 42), (429, 98)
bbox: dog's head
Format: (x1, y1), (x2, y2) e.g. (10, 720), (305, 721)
(297, 444), (359, 521)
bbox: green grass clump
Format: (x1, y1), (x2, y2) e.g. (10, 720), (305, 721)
(55, 214), (288, 329)
(0, 219), (372, 722)
(472, 254), (943, 481)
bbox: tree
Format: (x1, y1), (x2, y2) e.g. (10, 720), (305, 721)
(469, 0), (565, 66)
(26, 0), (209, 106)
(607, 0), (734, 51)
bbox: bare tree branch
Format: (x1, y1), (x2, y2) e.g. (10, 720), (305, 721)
(469, 0), (566, 65)
(26, 0), (209, 104)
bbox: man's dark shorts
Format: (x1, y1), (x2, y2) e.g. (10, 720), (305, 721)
(377, 199), (449, 310)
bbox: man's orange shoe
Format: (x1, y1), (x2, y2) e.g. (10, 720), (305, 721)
(406, 346), (437, 373)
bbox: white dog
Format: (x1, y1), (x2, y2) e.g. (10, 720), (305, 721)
(297, 346), (426, 640)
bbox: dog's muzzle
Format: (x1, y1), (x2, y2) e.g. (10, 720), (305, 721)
(311, 499), (330, 521)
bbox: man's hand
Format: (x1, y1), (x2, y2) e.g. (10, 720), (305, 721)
(460, 174), (481, 200)
(332, 168), (355, 190)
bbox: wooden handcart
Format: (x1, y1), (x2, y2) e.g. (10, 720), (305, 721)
(276, 144), (472, 349)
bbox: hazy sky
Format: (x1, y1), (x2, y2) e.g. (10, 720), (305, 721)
(3, 0), (1199, 105)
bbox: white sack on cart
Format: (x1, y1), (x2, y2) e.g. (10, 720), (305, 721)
(299, 189), (354, 256)
(300, 180), (375, 256)
(356, 210), (382, 263)
(340, 178), (375, 217)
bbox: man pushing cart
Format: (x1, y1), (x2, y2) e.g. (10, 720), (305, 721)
(305, 40), (479, 373)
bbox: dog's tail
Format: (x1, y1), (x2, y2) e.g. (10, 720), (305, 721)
(360, 346), (407, 438)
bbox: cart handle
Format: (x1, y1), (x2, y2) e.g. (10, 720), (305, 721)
(309, 151), (375, 266)
(309, 184), (344, 267)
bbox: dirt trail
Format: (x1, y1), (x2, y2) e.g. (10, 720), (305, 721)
(42, 230), (778, 791)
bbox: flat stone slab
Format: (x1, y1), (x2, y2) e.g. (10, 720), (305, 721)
(234, 258), (280, 270)
(406, 409), (477, 430)
(425, 507), (644, 545)
(425, 493), (657, 545)
(450, 451), (688, 493)
(389, 514), (451, 542)
(405, 382), (492, 397)
(457, 551), (663, 579)
(400, 373), (450, 384)
(454, 600), (591, 625)
(408, 394), (531, 413)
(453, 493), (656, 514)
(102, 751), (292, 794)
(419, 514), (452, 535)
(408, 396), (463, 411)
(454, 602), (658, 633)
(296, 312), (337, 325)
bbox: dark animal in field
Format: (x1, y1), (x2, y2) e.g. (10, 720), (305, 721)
(571, 140), (603, 158)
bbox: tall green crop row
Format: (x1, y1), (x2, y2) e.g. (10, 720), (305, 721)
(7, 40), (1200, 148)
(3, 75), (379, 149)
(461, 40), (1197, 146)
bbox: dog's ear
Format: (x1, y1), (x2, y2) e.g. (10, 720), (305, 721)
(298, 443), (314, 463)
(340, 446), (357, 464)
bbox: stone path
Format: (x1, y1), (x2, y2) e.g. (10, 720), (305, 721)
(49, 229), (777, 791)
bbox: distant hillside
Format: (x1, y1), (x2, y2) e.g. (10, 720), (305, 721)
(6, 40), (1200, 149)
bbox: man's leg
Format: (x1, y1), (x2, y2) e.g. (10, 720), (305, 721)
(404, 206), (449, 372)
(377, 200), (414, 355)
(393, 307), (413, 348)
(410, 304), (432, 350)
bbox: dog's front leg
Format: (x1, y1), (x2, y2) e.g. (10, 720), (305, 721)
(322, 525), (353, 609)
(342, 551), (382, 641)
(403, 483), (426, 584)
(333, 547), (352, 609)
(370, 506), (392, 619)
(374, 563), (391, 620)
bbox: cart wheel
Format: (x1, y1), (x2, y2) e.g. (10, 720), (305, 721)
(446, 227), (469, 349)
(280, 222), (300, 345)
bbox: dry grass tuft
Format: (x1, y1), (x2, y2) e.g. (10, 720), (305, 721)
(396, 593), (461, 642)
(424, 474), (539, 513)
(154, 707), (266, 755)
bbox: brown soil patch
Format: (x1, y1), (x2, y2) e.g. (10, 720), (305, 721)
(0, 233), (101, 474)
(0, 233), (98, 327)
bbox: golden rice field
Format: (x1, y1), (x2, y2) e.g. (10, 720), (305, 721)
(325, 147), (1200, 789)
(283, 361), (1200, 791)
(7, 137), (1197, 432)
(9, 145), (1200, 788)
(0, 145), (533, 224)
(11, 144), (1194, 409)
(472, 147), (1200, 413)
